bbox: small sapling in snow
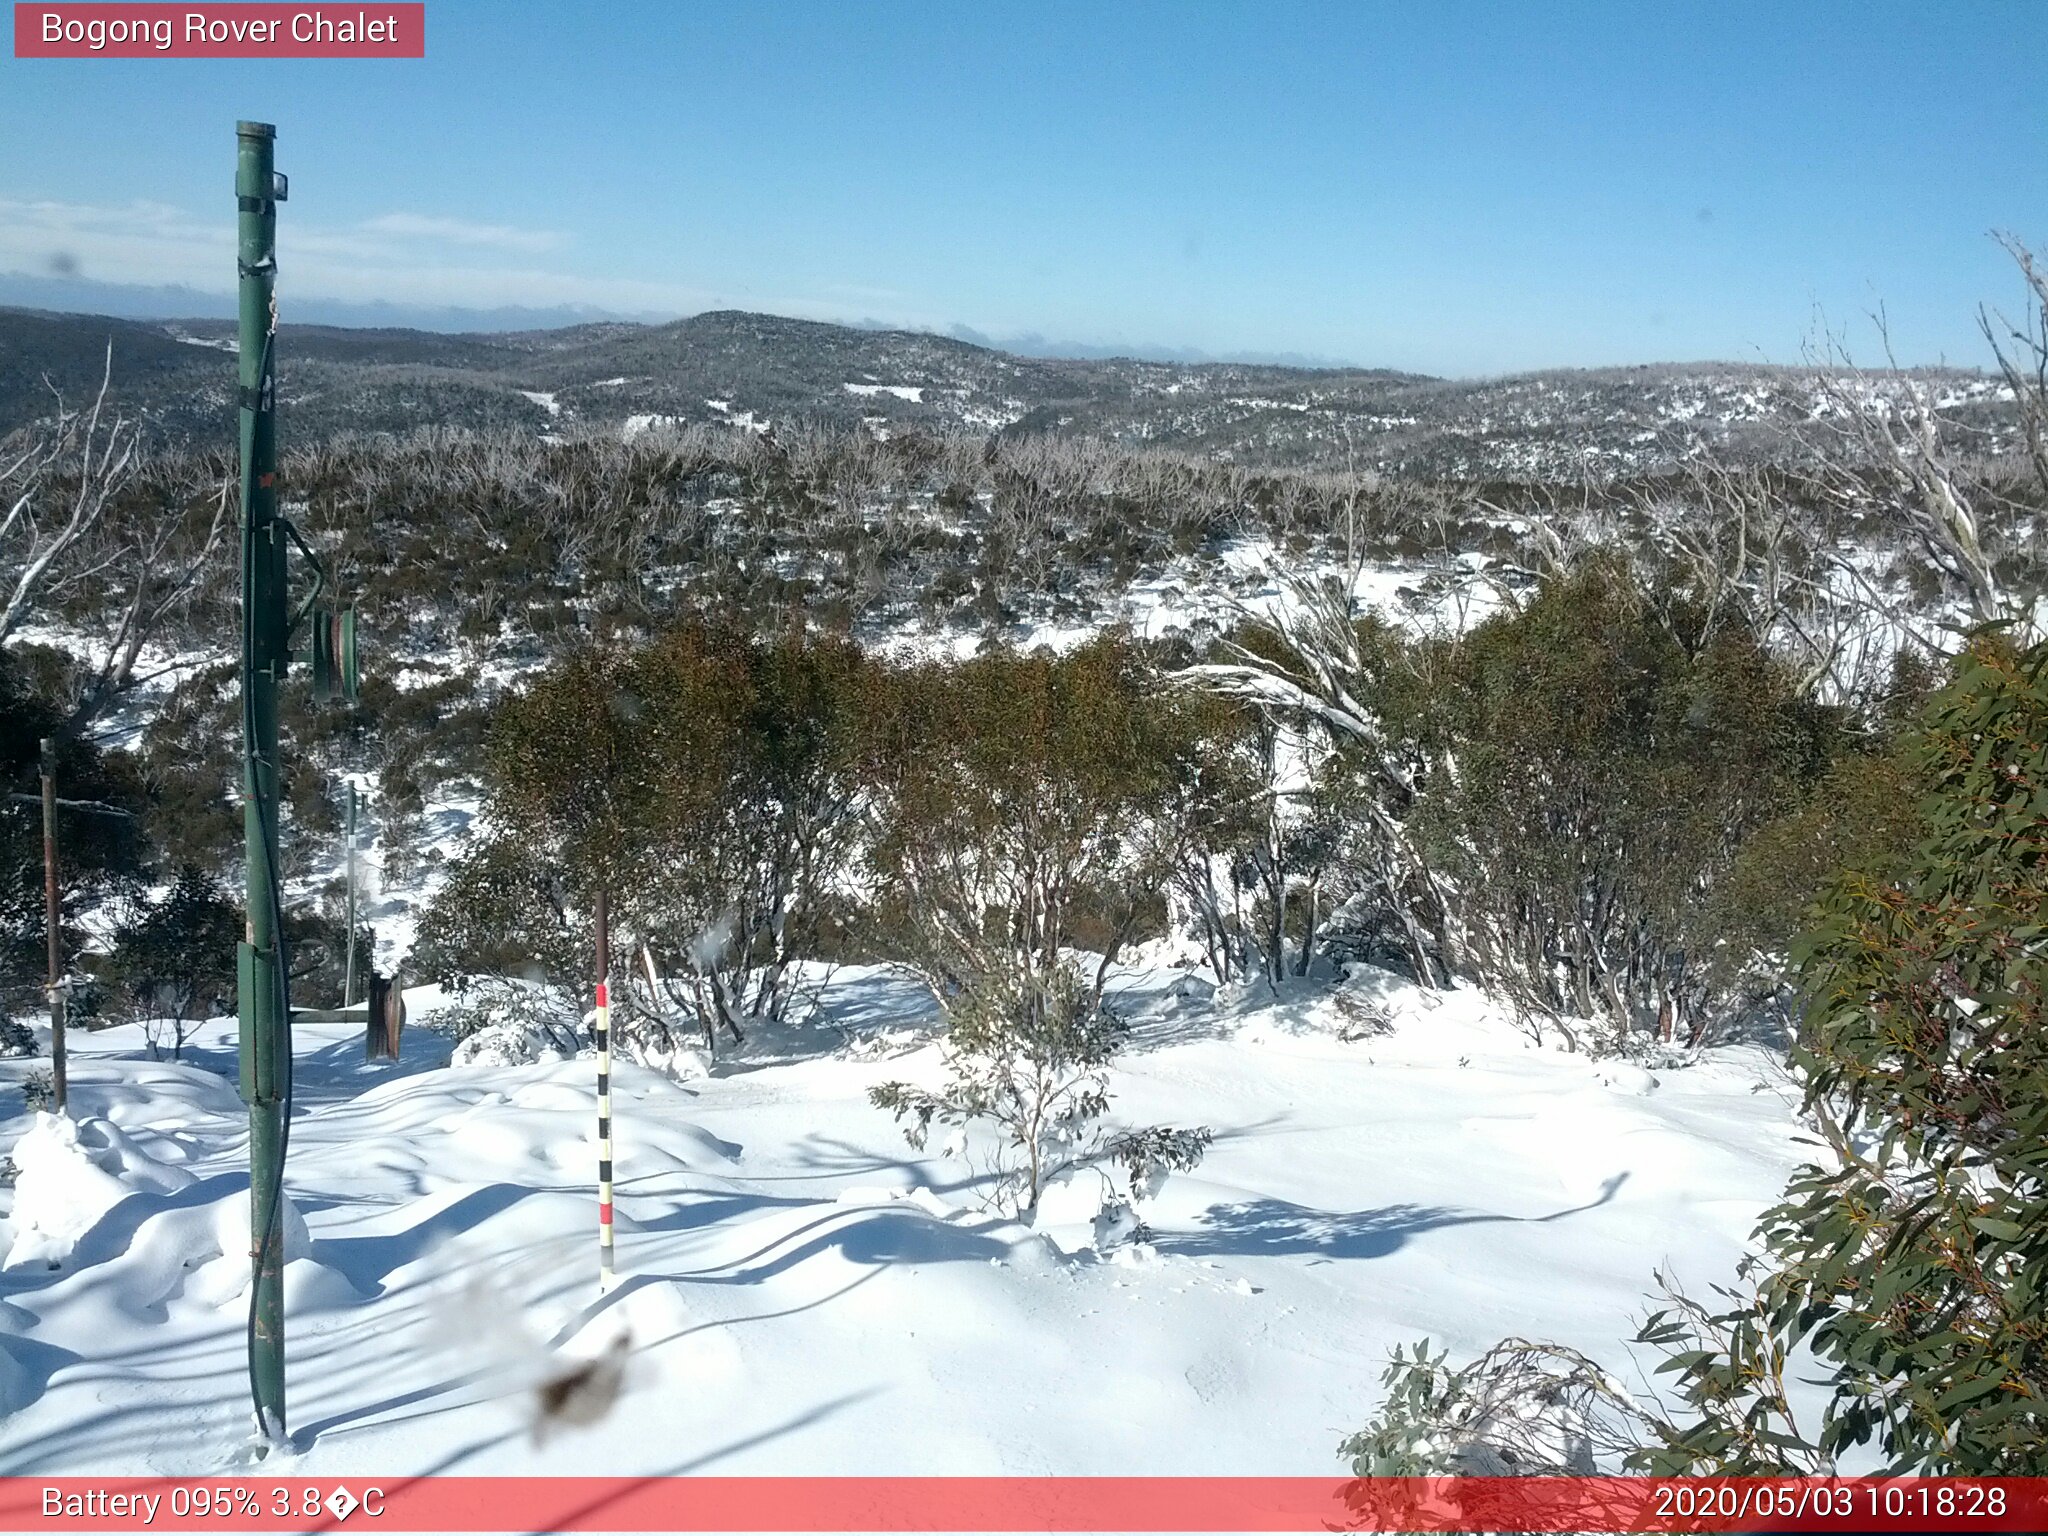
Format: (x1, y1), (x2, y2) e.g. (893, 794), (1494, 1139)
(870, 960), (1210, 1228)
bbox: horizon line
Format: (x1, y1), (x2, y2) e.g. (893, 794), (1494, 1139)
(0, 283), (1998, 385)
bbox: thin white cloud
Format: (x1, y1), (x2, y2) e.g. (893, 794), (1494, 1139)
(358, 212), (567, 253)
(0, 197), (225, 287)
(0, 195), (953, 332)
(0, 195), (686, 311)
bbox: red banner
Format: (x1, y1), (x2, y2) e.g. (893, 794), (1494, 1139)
(1, 1477), (2045, 1532)
(13, 4), (424, 58)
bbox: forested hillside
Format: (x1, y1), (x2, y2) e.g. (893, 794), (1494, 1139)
(3, 243), (2044, 1481)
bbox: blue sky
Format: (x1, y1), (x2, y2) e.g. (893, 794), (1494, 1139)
(2, 1), (2043, 374)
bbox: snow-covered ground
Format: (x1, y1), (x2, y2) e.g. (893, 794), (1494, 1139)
(0, 962), (1809, 1477)
(859, 538), (1506, 665)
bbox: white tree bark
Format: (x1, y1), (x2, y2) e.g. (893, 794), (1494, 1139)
(0, 344), (140, 648)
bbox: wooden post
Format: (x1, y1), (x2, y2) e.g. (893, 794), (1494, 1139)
(362, 970), (404, 1061)
(594, 887), (615, 1292)
(39, 738), (66, 1114)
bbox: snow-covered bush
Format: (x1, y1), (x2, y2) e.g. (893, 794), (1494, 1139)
(1341, 1337), (1657, 1476)
(436, 978), (583, 1064)
(435, 975), (708, 1078)
(0, 1011), (34, 1056)
(870, 961), (1210, 1222)
(448, 1019), (564, 1069)
(1331, 988), (1397, 1041)
(3, 1113), (131, 1270)
(1176, 574), (1459, 990)
(3, 1111), (197, 1270)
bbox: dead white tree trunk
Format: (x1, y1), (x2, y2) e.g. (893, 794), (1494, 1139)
(1804, 319), (2011, 630)
(1979, 233), (2048, 496)
(1173, 562), (1460, 984)
(0, 344), (140, 647)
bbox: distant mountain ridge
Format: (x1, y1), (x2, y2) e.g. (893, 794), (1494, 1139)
(0, 303), (2014, 479)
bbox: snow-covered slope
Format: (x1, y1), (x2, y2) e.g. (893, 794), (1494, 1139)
(0, 963), (1807, 1476)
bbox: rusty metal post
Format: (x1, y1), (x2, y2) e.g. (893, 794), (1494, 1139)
(40, 737), (66, 1113)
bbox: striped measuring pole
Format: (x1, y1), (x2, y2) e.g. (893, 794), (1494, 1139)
(596, 971), (616, 1291)
(593, 890), (616, 1293)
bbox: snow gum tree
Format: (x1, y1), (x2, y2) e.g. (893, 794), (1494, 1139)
(623, 622), (877, 1043)
(103, 865), (240, 1060)
(1179, 574), (1459, 988)
(1639, 635), (2048, 1474)
(1413, 555), (1846, 1048)
(487, 643), (651, 904)
(864, 632), (1201, 1007)
(1344, 637), (2047, 1477)
(419, 622), (878, 1053)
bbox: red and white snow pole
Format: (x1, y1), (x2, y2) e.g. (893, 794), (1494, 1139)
(594, 888), (616, 1292)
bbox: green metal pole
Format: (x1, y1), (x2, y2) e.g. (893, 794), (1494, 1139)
(235, 118), (288, 1445)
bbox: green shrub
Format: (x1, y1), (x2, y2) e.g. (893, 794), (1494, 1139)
(1639, 635), (2048, 1473)
(102, 866), (238, 1058)
(1416, 555), (1847, 1045)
